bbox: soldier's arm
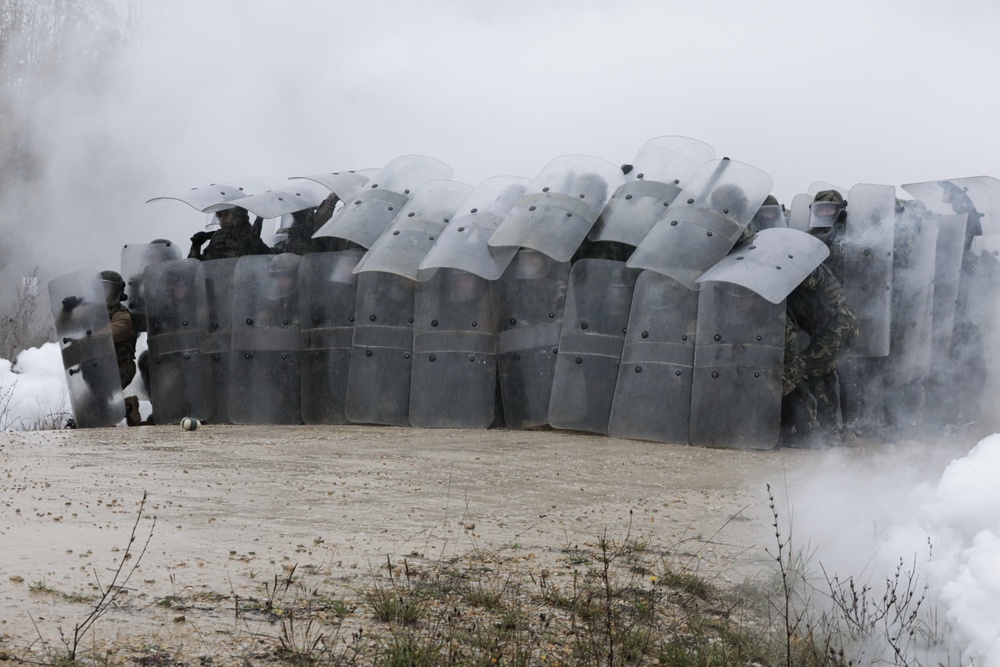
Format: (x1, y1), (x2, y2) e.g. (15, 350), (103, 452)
(109, 307), (135, 344)
(314, 193), (340, 227)
(800, 266), (859, 378)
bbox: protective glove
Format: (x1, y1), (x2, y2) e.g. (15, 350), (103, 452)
(252, 215), (263, 238)
(190, 231), (214, 246)
(62, 295), (83, 311)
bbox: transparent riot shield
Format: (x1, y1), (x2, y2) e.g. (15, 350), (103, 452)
(589, 136), (715, 247)
(968, 236), (1000, 336)
(344, 272), (416, 425)
(689, 282), (785, 449)
(229, 181), (330, 219)
(200, 258), (239, 424)
(228, 254), (302, 424)
(886, 216), (938, 387)
(409, 270), (497, 428)
(353, 180), (473, 279)
(49, 270), (125, 428)
(299, 250), (364, 424)
(842, 184), (895, 357)
(930, 214), (968, 363)
(488, 155), (624, 266)
(418, 176), (531, 281)
(490, 250), (570, 429)
(607, 271), (699, 443)
(547, 260), (640, 434)
(121, 241), (182, 332)
(696, 228), (830, 304)
(788, 193), (813, 232)
(145, 180), (271, 211)
(144, 259), (206, 423)
(313, 155), (454, 248)
(627, 159), (774, 289)
(290, 169), (379, 202)
(902, 176), (1000, 236)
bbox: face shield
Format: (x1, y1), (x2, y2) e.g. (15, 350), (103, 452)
(102, 279), (123, 305)
(808, 201), (844, 229)
(751, 204), (786, 232)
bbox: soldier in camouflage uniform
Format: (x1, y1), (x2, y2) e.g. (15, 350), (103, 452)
(101, 270), (141, 426)
(783, 262), (859, 444)
(188, 206), (272, 260)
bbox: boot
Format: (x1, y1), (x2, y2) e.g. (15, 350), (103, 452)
(124, 396), (141, 427)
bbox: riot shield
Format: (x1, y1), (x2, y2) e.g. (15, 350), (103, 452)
(968, 236), (1000, 336)
(930, 214), (968, 363)
(840, 184), (896, 357)
(696, 228), (830, 304)
(488, 155), (624, 266)
(627, 159), (773, 289)
(886, 216), (938, 387)
(548, 260), (640, 434)
(788, 193), (813, 232)
(352, 180), (473, 279)
(145, 180), (273, 211)
(344, 271), (416, 426)
(589, 136), (715, 247)
(144, 259), (206, 423)
(228, 254), (302, 424)
(200, 258), (239, 424)
(607, 271), (699, 444)
(298, 250), (364, 424)
(417, 176), (531, 281)
(490, 250), (570, 429)
(902, 176), (1000, 236)
(49, 270), (125, 428)
(313, 155), (454, 248)
(409, 270), (497, 428)
(290, 168), (379, 202)
(689, 281), (785, 449)
(229, 181), (330, 219)
(120, 241), (182, 332)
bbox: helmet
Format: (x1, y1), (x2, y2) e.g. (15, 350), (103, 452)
(709, 183), (750, 219)
(751, 195), (785, 232)
(808, 190), (847, 229)
(100, 270), (126, 304)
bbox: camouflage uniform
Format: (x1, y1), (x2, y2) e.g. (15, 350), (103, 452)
(189, 209), (272, 261)
(784, 263), (859, 437)
(101, 271), (141, 426)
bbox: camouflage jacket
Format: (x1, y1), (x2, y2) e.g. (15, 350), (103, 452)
(786, 263), (858, 379)
(190, 223), (272, 261)
(108, 302), (138, 385)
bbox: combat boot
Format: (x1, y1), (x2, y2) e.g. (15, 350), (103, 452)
(124, 396), (141, 427)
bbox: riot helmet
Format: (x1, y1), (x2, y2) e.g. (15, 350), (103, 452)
(265, 254), (299, 300)
(808, 190), (847, 229)
(100, 270), (127, 305)
(709, 183), (751, 219)
(750, 195), (785, 232)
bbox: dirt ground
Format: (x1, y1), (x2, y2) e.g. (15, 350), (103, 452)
(0, 424), (973, 663)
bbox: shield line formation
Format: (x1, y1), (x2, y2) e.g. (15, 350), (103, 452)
(49, 137), (1000, 449)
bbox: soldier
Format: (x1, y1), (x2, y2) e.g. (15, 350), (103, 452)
(188, 206), (272, 260)
(808, 189), (849, 279)
(64, 271), (142, 425)
(783, 262), (859, 443)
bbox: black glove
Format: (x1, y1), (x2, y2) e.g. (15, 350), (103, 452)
(252, 215), (263, 238)
(62, 295), (83, 311)
(190, 231), (213, 246)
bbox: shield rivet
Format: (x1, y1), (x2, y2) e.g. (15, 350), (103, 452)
(670, 220), (678, 226)
(514, 354), (521, 360)
(283, 320), (289, 325)
(404, 189), (410, 194)
(625, 194), (633, 200)
(404, 353), (410, 359)
(370, 314), (377, 321)
(349, 316), (355, 322)
(429, 355), (437, 362)
(664, 201), (670, 206)
(365, 350), (373, 357)
(407, 212), (415, 217)
(575, 357), (583, 364)
(641, 331), (649, 338)
(372, 184), (379, 188)
(281, 354), (288, 360)
(756, 335), (762, 341)
(552, 348), (559, 354)
(312, 316), (320, 324)
(706, 231), (713, 237)
(469, 356), (475, 362)
(245, 353), (252, 359)
(775, 266), (781, 270)
(635, 366), (642, 373)
(864, 249), (871, 256)
(246, 318), (253, 325)
(470, 208), (478, 213)
(213, 354), (220, 361)
(736, 256), (744, 261)
(637, 173), (644, 179)
(723, 208), (729, 214)
(408, 318), (414, 323)
(687, 198), (695, 204)
(754, 372), (760, 378)
(183, 354), (190, 360)
(542, 186), (549, 192)
(431, 320), (438, 327)
(566, 212), (573, 218)
(387, 206), (393, 211)
(549, 313), (555, 318)
(458, 227), (465, 232)
(581, 322), (589, 330)
(472, 321), (477, 327)
(429, 236), (435, 241)
(711, 371), (720, 379)
(313, 353), (319, 359)
(181, 320), (188, 326)
(681, 335), (688, 341)
(788, 254), (794, 259)
(529, 206), (536, 211)
(579, 193), (585, 198)
(675, 370), (682, 376)
(354, 200), (361, 205)
(510, 318), (517, 325)
(749, 245), (757, 250)
(714, 334), (721, 341)
(393, 230), (400, 235)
